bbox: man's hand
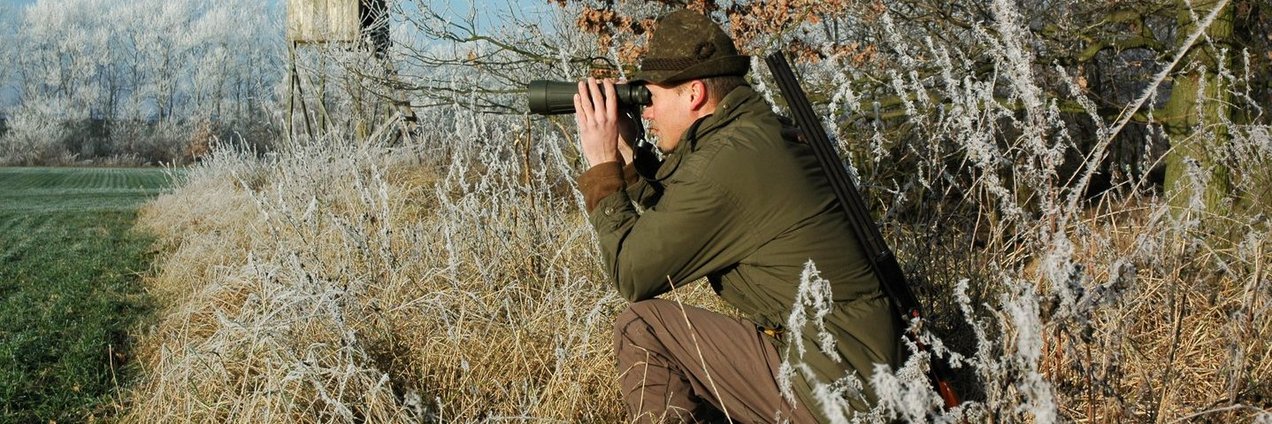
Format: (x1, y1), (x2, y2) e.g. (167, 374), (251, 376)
(575, 78), (635, 168)
(615, 106), (639, 165)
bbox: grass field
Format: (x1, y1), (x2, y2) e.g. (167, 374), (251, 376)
(0, 167), (172, 422)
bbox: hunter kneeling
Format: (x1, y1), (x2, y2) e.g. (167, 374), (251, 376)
(572, 9), (900, 423)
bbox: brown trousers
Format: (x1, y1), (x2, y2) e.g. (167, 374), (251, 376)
(613, 299), (819, 423)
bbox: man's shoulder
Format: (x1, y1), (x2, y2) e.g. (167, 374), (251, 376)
(674, 118), (789, 193)
(669, 89), (794, 184)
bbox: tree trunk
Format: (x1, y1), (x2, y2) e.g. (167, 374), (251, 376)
(1161, 0), (1234, 215)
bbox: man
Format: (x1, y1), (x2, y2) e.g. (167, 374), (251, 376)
(572, 9), (899, 423)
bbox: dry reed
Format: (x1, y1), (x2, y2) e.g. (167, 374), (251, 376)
(122, 119), (723, 422)
(121, 112), (1269, 423)
(119, 2), (1271, 418)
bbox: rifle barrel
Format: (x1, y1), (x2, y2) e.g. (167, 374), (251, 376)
(763, 52), (961, 408)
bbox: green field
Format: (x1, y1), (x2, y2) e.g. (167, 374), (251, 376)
(0, 167), (172, 422)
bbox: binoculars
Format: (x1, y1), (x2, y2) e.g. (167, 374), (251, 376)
(527, 80), (652, 115)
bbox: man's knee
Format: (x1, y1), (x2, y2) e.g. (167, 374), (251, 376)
(614, 299), (676, 353)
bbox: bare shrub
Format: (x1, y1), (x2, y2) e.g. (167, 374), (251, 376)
(0, 99), (75, 166)
(764, 1), (1272, 422)
(184, 118), (217, 163)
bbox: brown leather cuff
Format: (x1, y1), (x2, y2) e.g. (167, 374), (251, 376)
(578, 161), (626, 213)
(622, 162), (640, 186)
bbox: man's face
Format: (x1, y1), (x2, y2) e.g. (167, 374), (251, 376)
(640, 82), (698, 153)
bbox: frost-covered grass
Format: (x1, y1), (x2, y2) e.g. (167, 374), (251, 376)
(121, 113), (731, 422)
(123, 110), (1269, 423)
(122, 1), (1271, 422)
(773, 1), (1272, 422)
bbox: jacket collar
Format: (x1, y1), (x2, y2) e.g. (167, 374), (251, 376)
(650, 86), (761, 181)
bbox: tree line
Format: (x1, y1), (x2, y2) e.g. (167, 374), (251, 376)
(0, 0), (284, 165)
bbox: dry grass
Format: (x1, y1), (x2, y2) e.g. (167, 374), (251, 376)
(116, 101), (1272, 423)
(1037, 199), (1271, 422)
(117, 34), (1272, 421)
(120, 120), (1270, 422)
(120, 123), (727, 422)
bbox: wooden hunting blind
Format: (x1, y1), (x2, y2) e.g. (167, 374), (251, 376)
(286, 0), (388, 52)
(284, 0), (413, 140)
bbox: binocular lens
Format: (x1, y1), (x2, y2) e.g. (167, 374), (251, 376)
(528, 80), (652, 115)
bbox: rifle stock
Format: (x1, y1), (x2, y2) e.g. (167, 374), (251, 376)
(763, 52), (961, 409)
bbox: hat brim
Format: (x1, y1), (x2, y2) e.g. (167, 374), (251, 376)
(631, 55), (750, 85)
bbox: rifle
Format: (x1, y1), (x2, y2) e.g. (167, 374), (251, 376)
(764, 52), (961, 409)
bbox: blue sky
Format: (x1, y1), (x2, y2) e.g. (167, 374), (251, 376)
(0, 0), (555, 31)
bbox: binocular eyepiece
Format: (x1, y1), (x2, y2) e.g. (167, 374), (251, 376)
(527, 80), (651, 115)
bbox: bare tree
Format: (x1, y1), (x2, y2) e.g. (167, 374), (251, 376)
(0, 0), (285, 164)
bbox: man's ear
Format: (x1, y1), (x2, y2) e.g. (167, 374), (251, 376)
(687, 80), (710, 111)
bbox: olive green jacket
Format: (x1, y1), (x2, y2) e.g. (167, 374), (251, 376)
(579, 86), (899, 420)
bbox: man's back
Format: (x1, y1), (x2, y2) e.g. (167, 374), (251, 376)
(675, 85), (899, 415)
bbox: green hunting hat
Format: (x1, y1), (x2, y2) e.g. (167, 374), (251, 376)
(631, 9), (749, 85)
